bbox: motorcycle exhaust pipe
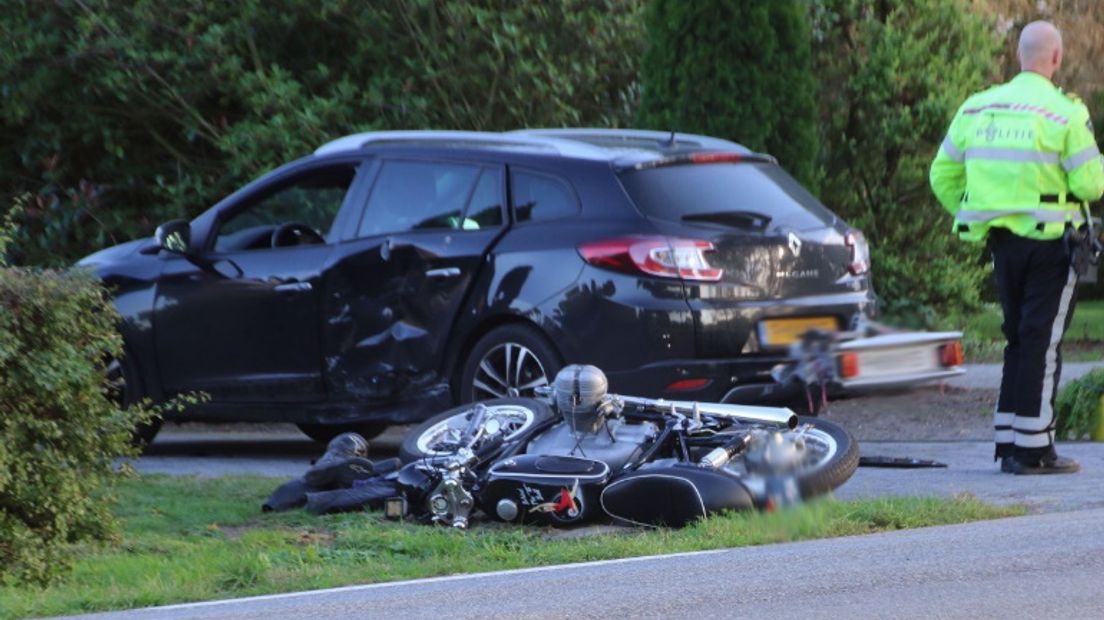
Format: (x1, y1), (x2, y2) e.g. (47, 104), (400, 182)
(620, 396), (798, 430)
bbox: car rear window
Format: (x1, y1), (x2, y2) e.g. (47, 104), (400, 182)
(619, 163), (837, 230)
(510, 170), (579, 223)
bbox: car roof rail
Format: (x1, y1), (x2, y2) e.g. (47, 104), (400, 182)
(510, 128), (752, 154)
(314, 130), (609, 159)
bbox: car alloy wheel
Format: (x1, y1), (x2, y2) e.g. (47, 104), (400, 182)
(472, 342), (550, 400)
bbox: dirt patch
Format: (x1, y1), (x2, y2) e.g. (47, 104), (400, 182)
(820, 385), (997, 441)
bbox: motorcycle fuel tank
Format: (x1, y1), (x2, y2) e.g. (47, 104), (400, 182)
(479, 454), (610, 526)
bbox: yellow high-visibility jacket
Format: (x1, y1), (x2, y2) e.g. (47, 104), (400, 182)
(930, 71), (1104, 241)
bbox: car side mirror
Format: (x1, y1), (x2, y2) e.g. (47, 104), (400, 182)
(155, 219), (191, 254)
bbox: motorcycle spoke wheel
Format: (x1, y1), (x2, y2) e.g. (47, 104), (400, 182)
(414, 403), (537, 457)
(792, 426), (839, 472)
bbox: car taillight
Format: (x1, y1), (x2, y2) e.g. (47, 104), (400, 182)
(578, 237), (723, 282)
(846, 230), (870, 276)
(690, 152), (748, 164)
(940, 342), (964, 367)
(665, 378), (712, 391)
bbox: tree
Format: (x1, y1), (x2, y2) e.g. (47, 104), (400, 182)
(636, 0), (819, 188)
(812, 0), (1002, 326)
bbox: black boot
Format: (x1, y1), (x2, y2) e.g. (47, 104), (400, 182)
(303, 432), (374, 489)
(304, 456), (378, 489)
(1009, 453), (1080, 475)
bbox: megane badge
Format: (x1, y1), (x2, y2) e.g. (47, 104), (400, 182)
(787, 232), (802, 257)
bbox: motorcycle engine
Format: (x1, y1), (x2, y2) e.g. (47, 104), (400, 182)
(553, 364), (609, 434)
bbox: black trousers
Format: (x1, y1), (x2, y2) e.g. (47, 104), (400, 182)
(989, 228), (1078, 461)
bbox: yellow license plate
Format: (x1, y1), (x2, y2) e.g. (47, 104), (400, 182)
(759, 317), (839, 345)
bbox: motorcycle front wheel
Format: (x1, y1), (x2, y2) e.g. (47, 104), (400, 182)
(399, 398), (556, 463)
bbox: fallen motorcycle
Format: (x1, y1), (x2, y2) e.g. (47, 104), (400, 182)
(390, 364), (858, 528)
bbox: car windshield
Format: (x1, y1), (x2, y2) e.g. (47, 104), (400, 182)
(619, 162), (837, 231)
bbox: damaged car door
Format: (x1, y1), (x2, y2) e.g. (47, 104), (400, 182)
(154, 161), (366, 402)
(323, 158), (506, 407)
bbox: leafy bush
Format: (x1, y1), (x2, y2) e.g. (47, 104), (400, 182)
(811, 0), (1001, 325)
(1055, 368), (1104, 441)
(0, 207), (153, 586)
(0, 0), (646, 266)
(636, 0), (820, 188)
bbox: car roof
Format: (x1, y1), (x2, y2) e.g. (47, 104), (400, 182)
(312, 129), (755, 168)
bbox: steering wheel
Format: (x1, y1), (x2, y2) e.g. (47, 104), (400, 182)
(270, 223), (325, 248)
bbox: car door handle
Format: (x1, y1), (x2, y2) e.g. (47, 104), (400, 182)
(273, 282), (313, 293)
(425, 267), (461, 279)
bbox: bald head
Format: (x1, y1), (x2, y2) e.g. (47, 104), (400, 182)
(1018, 21), (1063, 79)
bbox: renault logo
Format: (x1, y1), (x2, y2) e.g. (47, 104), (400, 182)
(787, 232), (802, 257)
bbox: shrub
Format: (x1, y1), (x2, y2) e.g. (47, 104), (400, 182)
(636, 0), (820, 188)
(0, 207), (153, 586)
(1055, 368), (1104, 441)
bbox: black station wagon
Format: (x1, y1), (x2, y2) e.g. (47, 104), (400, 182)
(80, 129), (907, 443)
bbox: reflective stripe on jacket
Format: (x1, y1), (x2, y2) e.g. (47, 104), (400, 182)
(929, 72), (1104, 241)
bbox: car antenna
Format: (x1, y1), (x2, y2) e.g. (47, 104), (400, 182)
(661, 130), (677, 148)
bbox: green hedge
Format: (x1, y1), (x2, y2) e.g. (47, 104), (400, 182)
(637, 0), (819, 188)
(2, 0), (1083, 320)
(1056, 368), (1104, 441)
(811, 0), (1001, 326)
(0, 208), (153, 586)
(0, 0), (646, 266)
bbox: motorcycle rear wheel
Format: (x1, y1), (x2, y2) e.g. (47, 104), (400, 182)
(400, 397), (556, 463)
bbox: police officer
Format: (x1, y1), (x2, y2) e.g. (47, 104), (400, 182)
(930, 20), (1104, 475)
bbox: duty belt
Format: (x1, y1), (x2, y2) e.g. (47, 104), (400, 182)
(954, 206), (1084, 234)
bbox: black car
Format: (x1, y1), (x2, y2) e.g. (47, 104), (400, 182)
(80, 129), (881, 443)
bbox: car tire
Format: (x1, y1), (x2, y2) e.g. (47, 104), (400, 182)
(107, 352), (162, 448)
(296, 423), (388, 443)
(458, 324), (562, 404)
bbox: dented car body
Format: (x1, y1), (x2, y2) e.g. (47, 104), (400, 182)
(79, 129), (949, 439)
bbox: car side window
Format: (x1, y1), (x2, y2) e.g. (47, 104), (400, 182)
(358, 161), (485, 237)
(461, 169), (504, 229)
(215, 165), (356, 252)
(510, 170), (579, 223)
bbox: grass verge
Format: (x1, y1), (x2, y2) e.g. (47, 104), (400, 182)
(0, 475), (1025, 619)
(963, 299), (1104, 363)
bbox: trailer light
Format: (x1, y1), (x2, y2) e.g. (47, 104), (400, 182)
(940, 341), (964, 367)
(839, 352), (860, 378)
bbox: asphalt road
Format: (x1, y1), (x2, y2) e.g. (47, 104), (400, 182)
(943, 361), (1099, 391)
(840, 440), (1104, 512)
(75, 507), (1104, 620)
